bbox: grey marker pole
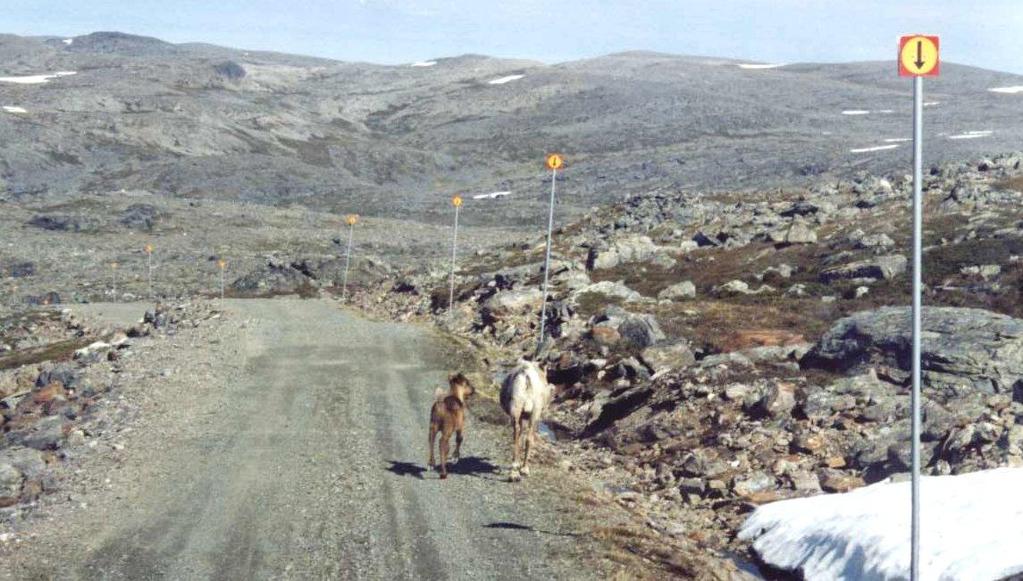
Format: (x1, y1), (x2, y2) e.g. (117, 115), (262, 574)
(449, 203), (460, 313)
(910, 74), (923, 581)
(147, 252), (153, 301)
(537, 167), (558, 352)
(342, 222), (354, 301)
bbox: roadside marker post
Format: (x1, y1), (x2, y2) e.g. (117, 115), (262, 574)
(217, 259), (227, 300)
(144, 244), (154, 300)
(537, 153), (564, 353)
(449, 195), (463, 314)
(899, 33), (939, 581)
(342, 214), (359, 301)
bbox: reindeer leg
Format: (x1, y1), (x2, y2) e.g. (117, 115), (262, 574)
(510, 413), (522, 481)
(454, 426), (463, 463)
(439, 430), (451, 480)
(521, 416), (534, 477)
(428, 422), (437, 470)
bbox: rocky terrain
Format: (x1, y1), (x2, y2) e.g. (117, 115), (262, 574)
(344, 151), (1023, 576)
(3, 32), (1023, 229)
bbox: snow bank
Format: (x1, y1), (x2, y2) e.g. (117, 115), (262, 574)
(0, 71), (76, 84)
(410, 60), (437, 67)
(738, 63), (785, 70)
(488, 74), (524, 85)
(949, 130), (993, 140)
(739, 467), (1023, 580)
(884, 138), (911, 143)
(850, 144), (899, 153)
(989, 86), (1023, 94)
(842, 110), (870, 115)
(924, 101), (940, 107)
(472, 191), (511, 200)
(3, 106), (27, 114)
(62, 38), (74, 45)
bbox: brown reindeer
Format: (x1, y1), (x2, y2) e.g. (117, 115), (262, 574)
(428, 373), (475, 479)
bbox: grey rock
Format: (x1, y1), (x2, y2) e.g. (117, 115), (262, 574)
(640, 341), (696, 373)
(820, 254), (907, 283)
(657, 281), (696, 300)
(804, 306), (1023, 395)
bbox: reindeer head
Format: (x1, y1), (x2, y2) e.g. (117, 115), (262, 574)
(449, 373), (476, 402)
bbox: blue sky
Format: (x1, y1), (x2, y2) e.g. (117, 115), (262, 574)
(6, 0), (1023, 73)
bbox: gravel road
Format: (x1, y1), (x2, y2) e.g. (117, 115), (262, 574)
(3, 299), (592, 580)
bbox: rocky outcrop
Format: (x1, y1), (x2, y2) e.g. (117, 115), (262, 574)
(819, 254), (907, 283)
(804, 306), (1023, 397)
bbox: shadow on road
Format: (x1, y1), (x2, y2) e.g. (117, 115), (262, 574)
(484, 521), (580, 537)
(386, 456), (502, 480)
(386, 460), (428, 479)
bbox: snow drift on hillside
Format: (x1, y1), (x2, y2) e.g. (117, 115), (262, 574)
(3, 106), (27, 114)
(739, 467), (1023, 580)
(472, 191), (511, 200)
(0, 71), (76, 84)
(488, 74), (524, 85)
(989, 86), (1023, 94)
(738, 63), (785, 70)
(850, 144), (899, 153)
(410, 61), (437, 67)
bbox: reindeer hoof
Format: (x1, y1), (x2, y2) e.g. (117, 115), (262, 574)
(440, 473), (448, 480)
(509, 470), (522, 482)
(520, 465), (530, 477)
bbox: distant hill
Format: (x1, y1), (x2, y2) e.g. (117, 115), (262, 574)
(1, 32), (1021, 225)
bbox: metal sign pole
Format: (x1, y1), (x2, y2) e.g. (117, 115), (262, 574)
(449, 202), (460, 313)
(147, 252), (153, 300)
(342, 222), (354, 301)
(910, 74), (923, 581)
(537, 166), (558, 352)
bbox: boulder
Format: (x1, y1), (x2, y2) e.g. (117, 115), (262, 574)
(0, 464), (22, 507)
(804, 307), (1023, 395)
(657, 281), (696, 300)
(783, 222), (818, 245)
(572, 281), (642, 303)
(484, 288), (544, 313)
(640, 341), (696, 373)
(714, 280), (775, 296)
(819, 254), (907, 283)
(586, 236), (661, 270)
(618, 314), (666, 349)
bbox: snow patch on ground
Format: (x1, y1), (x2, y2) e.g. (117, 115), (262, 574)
(410, 61), (437, 67)
(884, 138), (911, 143)
(0, 71), (77, 84)
(948, 130), (994, 140)
(3, 106), (27, 114)
(738, 63), (785, 70)
(924, 101), (940, 107)
(62, 38), (74, 45)
(472, 191), (511, 200)
(488, 75), (524, 85)
(842, 110), (870, 116)
(740, 468), (1023, 580)
(989, 86), (1023, 94)
(878, 109), (894, 114)
(850, 144), (899, 153)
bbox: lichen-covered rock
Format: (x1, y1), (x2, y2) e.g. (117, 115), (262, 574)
(804, 306), (1023, 396)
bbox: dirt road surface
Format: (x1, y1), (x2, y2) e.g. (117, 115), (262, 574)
(3, 299), (593, 580)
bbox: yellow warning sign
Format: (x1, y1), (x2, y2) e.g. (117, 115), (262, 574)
(217, 259), (227, 270)
(546, 153), (564, 171)
(144, 244), (154, 254)
(346, 214), (359, 226)
(452, 195), (463, 207)
(899, 35), (940, 77)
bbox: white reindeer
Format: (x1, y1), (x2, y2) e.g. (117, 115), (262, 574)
(499, 359), (553, 481)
